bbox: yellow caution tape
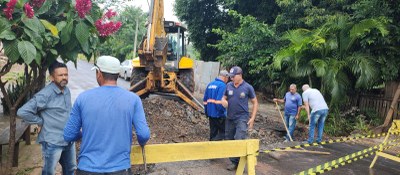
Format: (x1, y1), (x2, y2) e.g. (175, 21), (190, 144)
(261, 131), (399, 154)
(296, 138), (400, 175)
(310, 142), (400, 175)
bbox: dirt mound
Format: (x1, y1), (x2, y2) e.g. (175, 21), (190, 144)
(250, 113), (308, 145)
(133, 96), (209, 144)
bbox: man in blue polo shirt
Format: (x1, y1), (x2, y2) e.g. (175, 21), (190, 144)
(273, 84), (302, 142)
(203, 70), (230, 141)
(64, 56), (150, 174)
(223, 66), (258, 171)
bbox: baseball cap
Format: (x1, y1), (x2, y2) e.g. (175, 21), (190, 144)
(229, 66), (242, 77)
(219, 70), (230, 77)
(91, 56), (121, 74)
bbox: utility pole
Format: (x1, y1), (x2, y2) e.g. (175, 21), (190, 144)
(133, 17), (139, 58)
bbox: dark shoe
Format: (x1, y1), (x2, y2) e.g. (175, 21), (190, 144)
(227, 163), (238, 171)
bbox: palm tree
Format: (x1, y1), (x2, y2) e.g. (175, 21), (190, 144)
(274, 14), (388, 106)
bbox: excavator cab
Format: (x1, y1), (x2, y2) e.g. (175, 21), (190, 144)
(130, 19), (201, 110)
(165, 21), (189, 71)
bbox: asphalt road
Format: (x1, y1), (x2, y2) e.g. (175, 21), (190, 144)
(66, 60), (130, 103)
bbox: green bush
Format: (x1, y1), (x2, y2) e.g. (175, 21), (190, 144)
(298, 109), (308, 124)
(324, 110), (353, 136)
(1, 73), (26, 115)
(324, 107), (382, 136)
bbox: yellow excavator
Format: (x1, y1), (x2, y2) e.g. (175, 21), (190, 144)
(129, 0), (203, 110)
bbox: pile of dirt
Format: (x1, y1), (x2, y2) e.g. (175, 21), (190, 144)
(250, 113), (308, 145)
(133, 96), (209, 144)
(133, 96), (309, 145)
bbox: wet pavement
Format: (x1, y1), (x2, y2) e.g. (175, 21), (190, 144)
(258, 139), (400, 175)
(66, 60), (130, 103)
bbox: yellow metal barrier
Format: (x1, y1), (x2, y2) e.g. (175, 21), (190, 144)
(370, 119), (400, 168)
(131, 139), (259, 175)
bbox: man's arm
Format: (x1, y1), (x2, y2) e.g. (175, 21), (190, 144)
(248, 97), (258, 130)
(272, 98), (284, 103)
(64, 101), (82, 142)
(17, 94), (45, 125)
(296, 106), (301, 120)
(296, 96), (303, 119)
(132, 96), (150, 146)
(303, 102), (310, 121)
(215, 85), (228, 109)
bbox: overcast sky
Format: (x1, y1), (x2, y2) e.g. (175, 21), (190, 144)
(128, 0), (179, 22)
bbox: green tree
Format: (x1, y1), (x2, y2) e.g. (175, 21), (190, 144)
(274, 15), (389, 105)
(175, 0), (230, 61)
(0, 0), (120, 170)
(97, 6), (147, 61)
(212, 11), (278, 88)
(350, 0), (400, 82)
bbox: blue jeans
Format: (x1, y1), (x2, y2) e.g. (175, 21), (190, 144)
(77, 168), (132, 175)
(308, 109), (329, 144)
(41, 142), (77, 175)
(225, 118), (248, 165)
(284, 113), (296, 141)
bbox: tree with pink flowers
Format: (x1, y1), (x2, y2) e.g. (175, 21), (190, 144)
(0, 0), (121, 171)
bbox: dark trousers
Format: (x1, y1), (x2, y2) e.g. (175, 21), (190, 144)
(225, 118), (248, 165)
(209, 117), (226, 141)
(77, 168), (132, 175)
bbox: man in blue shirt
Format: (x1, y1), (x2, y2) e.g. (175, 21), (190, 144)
(63, 56), (150, 174)
(203, 70), (229, 141)
(17, 61), (76, 175)
(223, 66), (258, 171)
(273, 84), (302, 142)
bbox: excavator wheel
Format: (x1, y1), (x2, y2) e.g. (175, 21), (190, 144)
(130, 67), (149, 98)
(178, 69), (195, 93)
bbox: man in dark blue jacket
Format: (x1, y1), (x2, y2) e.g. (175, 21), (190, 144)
(203, 70), (230, 141)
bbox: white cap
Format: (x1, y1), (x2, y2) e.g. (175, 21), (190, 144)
(91, 56), (120, 74)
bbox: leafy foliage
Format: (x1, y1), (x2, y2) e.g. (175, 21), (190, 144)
(96, 6), (147, 62)
(212, 10), (278, 88)
(174, 0), (230, 61)
(0, 0), (120, 65)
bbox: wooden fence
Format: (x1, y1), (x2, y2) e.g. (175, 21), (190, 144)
(356, 95), (400, 119)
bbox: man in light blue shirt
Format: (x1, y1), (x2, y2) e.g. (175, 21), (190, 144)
(273, 84), (302, 141)
(64, 56), (150, 174)
(17, 61), (76, 175)
(302, 84), (329, 144)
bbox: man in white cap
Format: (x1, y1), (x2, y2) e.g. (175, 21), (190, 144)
(203, 70), (230, 141)
(64, 56), (150, 174)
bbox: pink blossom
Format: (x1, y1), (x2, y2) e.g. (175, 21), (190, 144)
(104, 9), (117, 19)
(75, 0), (92, 18)
(6, 0), (17, 8)
(30, 0), (45, 8)
(95, 10), (122, 37)
(3, 8), (14, 20)
(24, 3), (35, 18)
(95, 20), (122, 37)
(3, 0), (18, 20)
